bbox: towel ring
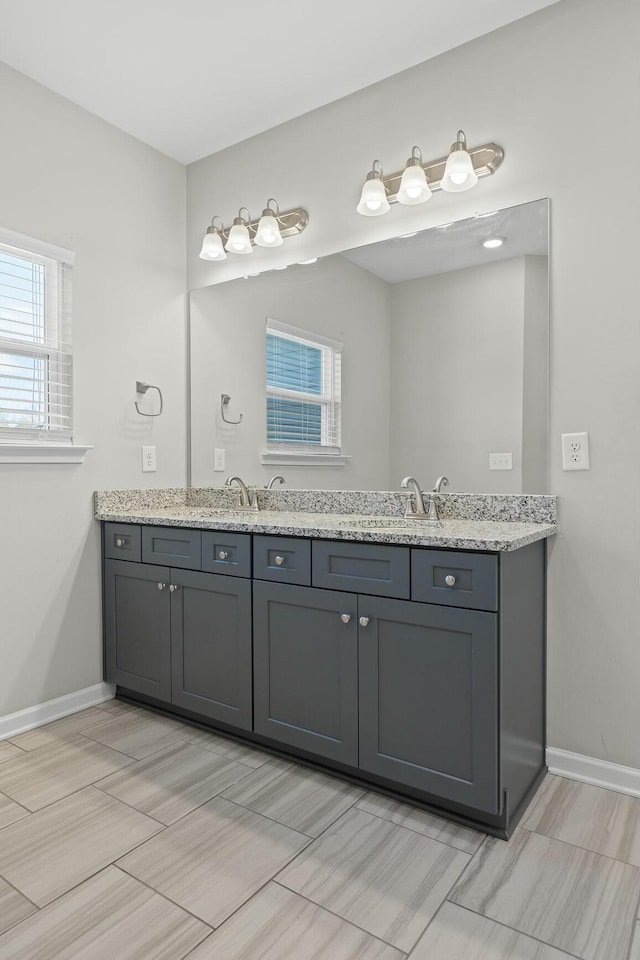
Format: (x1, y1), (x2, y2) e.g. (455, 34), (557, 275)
(135, 381), (163, 417)
(221, 393), (243, 424)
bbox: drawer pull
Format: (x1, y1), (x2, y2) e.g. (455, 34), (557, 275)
(359, 616), (370, 627)
(341, 613), (352, 624)
(445, 574), (456, 587)
(157, 582), (167, 591)
(116, 538), (124, 547)
(218, 550), (229, 560)
(274, 555), (285, 566)
(169, 584), (178, 593)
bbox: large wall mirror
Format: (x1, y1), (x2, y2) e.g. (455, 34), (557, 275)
(189, 198), (549, 493)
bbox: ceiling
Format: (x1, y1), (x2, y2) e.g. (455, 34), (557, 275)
(341, 199), (549, 283)
(0, 0), (559, 165)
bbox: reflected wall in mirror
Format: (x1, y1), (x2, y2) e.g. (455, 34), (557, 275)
(190, 198), (549, 493)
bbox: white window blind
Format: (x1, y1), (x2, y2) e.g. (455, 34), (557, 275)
(0, 233), (73, 444)
(266, 318), (342, 453)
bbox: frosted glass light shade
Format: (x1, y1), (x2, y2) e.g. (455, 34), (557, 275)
(199, 230), (226, 261)
(225, 222), (253, 254)
(357, 176), (390, 216)
(441, 147), (478, 192)
(255, 213), (284, 247)
(397, 163), (432, 205)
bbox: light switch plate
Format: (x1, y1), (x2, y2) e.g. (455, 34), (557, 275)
(141, 445), (157, 472)
(214, 448), (226, 471)
(489, 452), (512, 470)
(562, 432), (589, 470)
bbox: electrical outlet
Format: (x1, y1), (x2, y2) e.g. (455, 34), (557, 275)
(489, 452), (513, 470)
(141, 445), (157, 472)
(214, 448), (226, 472)
(561, 432), (589, 470)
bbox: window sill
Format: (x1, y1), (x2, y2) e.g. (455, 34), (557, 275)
(0, 444), (93, 464)
(260, 451), (351, 467)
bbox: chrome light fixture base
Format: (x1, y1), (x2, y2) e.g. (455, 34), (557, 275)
(200, 203), (308, 261)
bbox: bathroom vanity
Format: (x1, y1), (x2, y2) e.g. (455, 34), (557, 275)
(96, 488), (556, 837)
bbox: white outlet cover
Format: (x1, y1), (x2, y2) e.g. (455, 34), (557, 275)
(489, 452), (513, 470)
(214, 447), (226, 472)
(141, 445), (157, 472)
(561, 432), (589, 470)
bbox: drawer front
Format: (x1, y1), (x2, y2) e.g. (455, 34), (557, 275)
(312, 540), (410, 599)
(412, 549), (498, 611)
(253, 536), (311, 586)
(104, 523), (141, 562)
(202, 531), (251, 578)
(141, 526), (202, 570)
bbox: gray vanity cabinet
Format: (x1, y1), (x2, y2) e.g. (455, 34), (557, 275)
(104, 559), (172, 701)
(171, 569), (252, 729)
(358, 595), (499, 813)
(252, 580), (359, 765)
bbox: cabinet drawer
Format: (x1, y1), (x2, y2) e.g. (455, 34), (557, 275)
(202, 531), (251, 578)
(253, 536), (311, 585)
(104, 523), (141, 562)
(141, 526), (202, 570)
(412, 549), (498, 611)
(312, 540), (410, 599)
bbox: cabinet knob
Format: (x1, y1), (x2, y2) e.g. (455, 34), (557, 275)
(359, 616), (370, 627)
(218, 550), (229, 560)
(169, 584), (178, 593)
(157, 582), (166, 591)
(445, 574), (456, 587)
(116, 538), (124, 547)
(274, 555), (285, 566)
(341, 613), (352, 624)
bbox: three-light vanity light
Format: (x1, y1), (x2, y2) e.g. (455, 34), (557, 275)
(199, 200), (309, 261)
(357, 130), (504, 217)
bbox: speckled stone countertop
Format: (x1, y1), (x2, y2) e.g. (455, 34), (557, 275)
(95, 489), (557, 552)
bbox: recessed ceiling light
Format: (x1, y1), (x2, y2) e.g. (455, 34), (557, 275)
(436, 222), (454, 229)
(397, 232), (418, 239)
(482, 236), (506, 249)
(274, 265), (288, 270)
(475, 211), (497, 219)
(298, 258), (318, 264)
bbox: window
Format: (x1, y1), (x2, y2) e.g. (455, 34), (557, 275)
(266, 319), (341, 454)
(0, 229), (74, 445)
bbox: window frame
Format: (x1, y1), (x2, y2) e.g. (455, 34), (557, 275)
(265, 318), (343, 461)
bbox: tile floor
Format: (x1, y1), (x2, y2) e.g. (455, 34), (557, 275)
(0, 700), (638, 960)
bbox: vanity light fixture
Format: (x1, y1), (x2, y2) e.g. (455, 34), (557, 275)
(255, 199), (284, 248)
(357, 160), (391, 216)
(199, 201), (308, 261)
(441, 130), (479, 192)
(225, 208), (253, 255)
(482, 236), (506, 249)
(397, 146), (432, 205)
(199, 216), (226, 261)
(356, 131), (503, 216)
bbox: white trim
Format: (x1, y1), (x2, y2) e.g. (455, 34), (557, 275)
(0, 682), (115, 741)
(0, 225), (75, 265)
(261, 451), (351, 466)
(266, 317), (343, 352)
(0, 444), (93, 464)
(547, 747), (640, 798)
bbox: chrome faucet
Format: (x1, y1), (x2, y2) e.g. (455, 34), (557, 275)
(428, 476), (449, 521)
(265, 475), (285, 490)
(225, 476), (258, 511)
(400, 476), (427, 518)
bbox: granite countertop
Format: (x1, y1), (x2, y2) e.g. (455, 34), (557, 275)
(94, 503), (556, 552)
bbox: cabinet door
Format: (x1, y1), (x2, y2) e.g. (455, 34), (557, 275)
(359, 596), (499, 813)
(253, 581), (358, 764)
(171, 569), (252, 730)
(104, 559), (171, 701)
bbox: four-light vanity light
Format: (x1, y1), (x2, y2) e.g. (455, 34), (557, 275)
(357, 130), (504, 216)
(199, 200), (309, 261)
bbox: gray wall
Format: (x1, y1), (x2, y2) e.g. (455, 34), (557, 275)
(389, 257), (526, 493)
(190, 254), (391, 489)
(187, 0), (640, 769)
(0, 63), (187, 716)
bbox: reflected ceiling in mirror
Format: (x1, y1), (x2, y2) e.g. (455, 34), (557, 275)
(189, 198), (549, 494)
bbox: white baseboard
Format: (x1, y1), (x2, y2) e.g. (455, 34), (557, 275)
(547, 747), (640, 799)
(0, 682), (116, 741)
